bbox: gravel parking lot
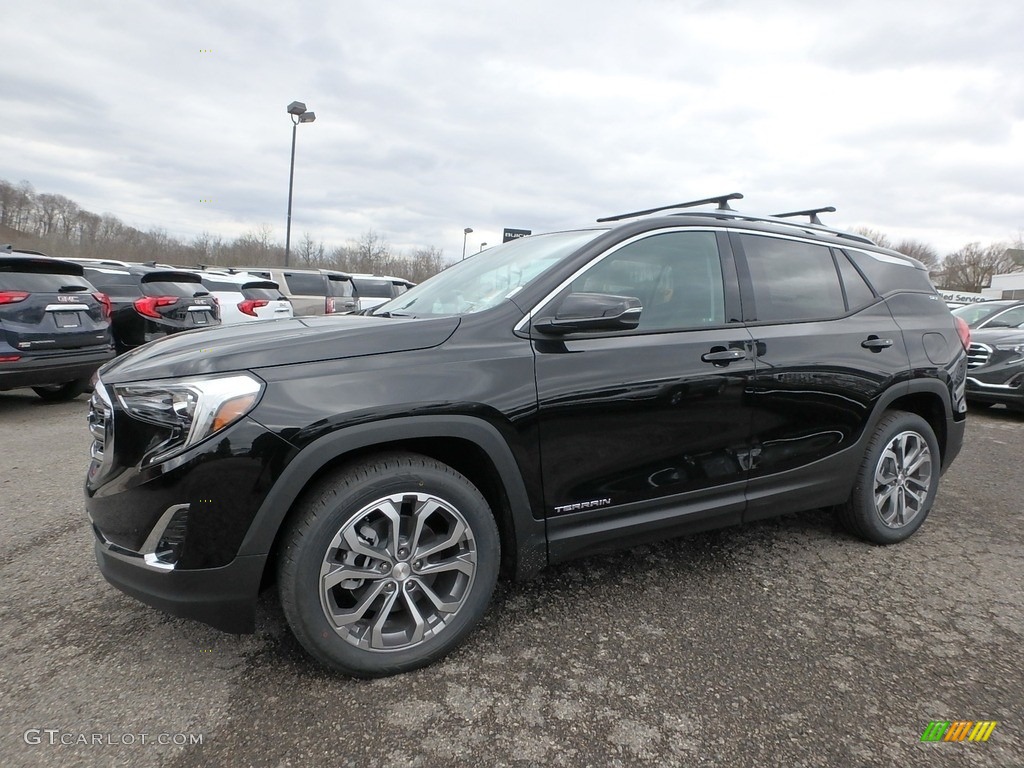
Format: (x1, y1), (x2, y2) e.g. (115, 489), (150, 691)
(1, 390), (1021, 768)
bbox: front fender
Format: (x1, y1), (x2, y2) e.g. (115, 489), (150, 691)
(236, 415), (547, 580)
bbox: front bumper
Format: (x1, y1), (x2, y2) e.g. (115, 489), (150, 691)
(966, 373), (1024, 407)
(93, 534), (265, 633)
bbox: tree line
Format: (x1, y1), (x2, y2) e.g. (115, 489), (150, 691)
(0, 179), (445, 283)
(2, 177), (1021, 291)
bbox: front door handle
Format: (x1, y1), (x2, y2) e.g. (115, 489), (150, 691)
(701, 347), (747, 364)
(861, 336), (893, 352)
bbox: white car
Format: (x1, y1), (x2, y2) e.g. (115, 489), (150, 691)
(350, 274), (415, 311)
(196, 271), (294, 324)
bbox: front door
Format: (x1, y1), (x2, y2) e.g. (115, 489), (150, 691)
(529, 229), (754, 559)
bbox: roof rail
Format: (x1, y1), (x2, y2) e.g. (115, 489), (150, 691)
(2, 244), (12, 253)
(772, 206), (837, 226)
(597, 193), (744, 222)
(667, 208), (875, 245)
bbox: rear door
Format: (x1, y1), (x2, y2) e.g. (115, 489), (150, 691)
(730, 232), (910, 520)
(139, 272), (218, 328)
(0, 259), (110, 353)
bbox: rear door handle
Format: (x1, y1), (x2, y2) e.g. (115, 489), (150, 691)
(701, 347), (747, 364)
(861, 336), (893, 352)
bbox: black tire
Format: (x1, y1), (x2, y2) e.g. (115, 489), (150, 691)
(277, 452), (500, 678)
(839, 410), (940, 544)
(31, 378), (90, 402)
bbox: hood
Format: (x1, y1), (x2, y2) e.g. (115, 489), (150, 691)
(98, 314), (460, 383)
(969, 327), (1024, 346)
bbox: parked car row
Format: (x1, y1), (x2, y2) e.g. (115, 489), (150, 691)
(2, 245), (419, 400)
(953, 301), (1024, 412)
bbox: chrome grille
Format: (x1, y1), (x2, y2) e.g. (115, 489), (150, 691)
(88, 382), (112, 462)
(968, 342), (992, 369)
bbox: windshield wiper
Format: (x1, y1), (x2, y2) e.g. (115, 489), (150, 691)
(374, 311), (416, 318)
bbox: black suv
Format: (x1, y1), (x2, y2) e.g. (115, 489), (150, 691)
(75, 262), (220, 353)
(1, 249), (113, 400)
(85, 195), (968, 677)
(965, 326), (1024, 411)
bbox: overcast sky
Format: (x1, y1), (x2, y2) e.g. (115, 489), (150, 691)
(3, 0), (1022, 261)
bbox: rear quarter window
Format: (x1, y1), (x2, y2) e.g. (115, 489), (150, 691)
(843, 248), (930, 294)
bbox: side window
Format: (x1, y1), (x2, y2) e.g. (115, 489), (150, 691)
(568, 231), (725, 331)
(740, 235), (845, 322)
(835, 251), (876, 311)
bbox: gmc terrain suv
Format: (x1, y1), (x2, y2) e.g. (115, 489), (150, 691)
(1, 248), (114, 400)
(75, 262), (220, 353)
(85, 194), (968, 677)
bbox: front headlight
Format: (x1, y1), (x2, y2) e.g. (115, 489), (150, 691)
(114, 374), (263, 465)
(995, 342), (1024, 359)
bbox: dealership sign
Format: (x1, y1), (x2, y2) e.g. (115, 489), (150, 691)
(502, 228), (532, 243)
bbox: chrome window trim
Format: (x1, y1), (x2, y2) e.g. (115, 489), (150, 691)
(513, 224), (907, 334)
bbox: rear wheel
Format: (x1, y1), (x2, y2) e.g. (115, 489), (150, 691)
(32, 378), (90, 402)
(277, 452), (500, 678)
(839, 411), (940, 544)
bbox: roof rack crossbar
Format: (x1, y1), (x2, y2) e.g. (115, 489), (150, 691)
(597, 192), (744, 222)
(667, 209), (876, 245)
(772, 206), (837, 226)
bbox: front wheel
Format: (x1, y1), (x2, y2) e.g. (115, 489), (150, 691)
(839, 411), (940, 544)
(277, 453), (500, 677)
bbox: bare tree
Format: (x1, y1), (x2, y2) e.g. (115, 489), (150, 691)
(850, 227), (893, 249)
(296, 232), (326, 267)
(892, 239), (940, 271)
(939, 242), (1016, 292)
(405, 246), (445, 282)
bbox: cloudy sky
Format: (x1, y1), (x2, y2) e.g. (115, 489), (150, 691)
(3, 0), (1022, 260)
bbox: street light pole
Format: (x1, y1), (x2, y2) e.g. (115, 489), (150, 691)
(461, 227), (473, 261)
(285, 101), (316, 267)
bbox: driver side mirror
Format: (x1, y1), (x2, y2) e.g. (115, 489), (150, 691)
(533, 292), (642, 335)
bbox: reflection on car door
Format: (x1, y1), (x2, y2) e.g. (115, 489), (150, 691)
(730, 233), (911, 521)
(530, 229), (755, 559)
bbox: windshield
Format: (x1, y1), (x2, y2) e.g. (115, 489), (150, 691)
(372, 230), (604, 318)
(951, 302), (1014, 328)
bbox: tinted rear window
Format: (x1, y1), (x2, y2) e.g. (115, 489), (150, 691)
(283, 273), (327, 295)
(143, 281), (209, 298)
(0, 272), (93, 292)
(327, 277), (354, 297)
(243, 286), (286, 300)
(353, 279), (394, 298)
(200, 278), (241, 293)
(739, 234), (845, 322)
(83, 269), (143, 296)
